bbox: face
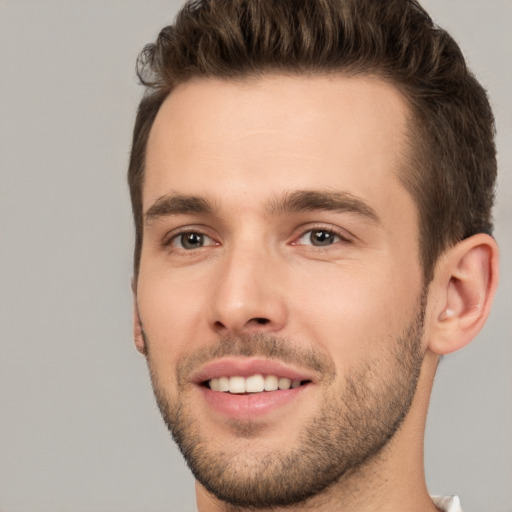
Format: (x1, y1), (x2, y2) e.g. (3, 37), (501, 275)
(136, 75), (426, 508)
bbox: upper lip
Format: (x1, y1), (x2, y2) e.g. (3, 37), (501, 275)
(190, 357), (318, 385)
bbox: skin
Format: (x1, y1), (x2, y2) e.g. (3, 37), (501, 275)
(133, 74), (499, 511)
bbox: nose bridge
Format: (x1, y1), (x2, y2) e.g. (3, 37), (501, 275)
(209, 231), (287, 334)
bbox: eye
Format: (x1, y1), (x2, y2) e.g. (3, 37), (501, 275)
(170, 231), (216, 250)
(296, 229), (344, 247)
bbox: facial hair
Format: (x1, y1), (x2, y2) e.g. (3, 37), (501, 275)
(145, 298), (426, 509)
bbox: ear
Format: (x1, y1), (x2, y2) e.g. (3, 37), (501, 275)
(132, 277), (147, 355)
(426, 233), (499, 355)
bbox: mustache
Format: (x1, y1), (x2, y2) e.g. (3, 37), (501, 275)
(171, 333), (337, 388)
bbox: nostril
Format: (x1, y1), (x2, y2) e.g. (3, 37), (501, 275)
(212, 317), (274, 333)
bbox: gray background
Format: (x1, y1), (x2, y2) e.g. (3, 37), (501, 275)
(0, 1), (510, 511)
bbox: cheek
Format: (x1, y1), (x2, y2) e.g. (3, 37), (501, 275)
(288, 260), (422, 369)
(136, 268), (210, 378)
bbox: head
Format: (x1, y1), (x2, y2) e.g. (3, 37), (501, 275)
(129, 0), (496, 284)
(128, 1), (498, 509)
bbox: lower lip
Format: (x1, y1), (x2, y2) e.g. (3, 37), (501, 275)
(199, 384), (310, 419)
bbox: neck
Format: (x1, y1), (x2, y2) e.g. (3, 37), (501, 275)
(196, 351), (440, 512)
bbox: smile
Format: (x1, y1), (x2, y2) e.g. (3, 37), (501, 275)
(207, 374), (310, 393)
(191, 358), (317, 418)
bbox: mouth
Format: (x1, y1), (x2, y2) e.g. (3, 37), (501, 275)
(203, 374), (312, 394)
(191, 358), (317, 419)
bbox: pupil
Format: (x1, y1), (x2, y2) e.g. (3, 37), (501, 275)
(312, 230), (332, 246)
(182, 232), (203, 249)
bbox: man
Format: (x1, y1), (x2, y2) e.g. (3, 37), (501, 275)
(127, 1), (499, 510)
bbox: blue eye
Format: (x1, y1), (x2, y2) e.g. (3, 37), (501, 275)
(171, 232), (214, 250)
(297, 229), (341, 247)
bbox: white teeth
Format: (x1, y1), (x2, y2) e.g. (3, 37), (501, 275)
(278, 377), (292, 390)
(264, 375), (279, 391)
(218, 376), (230, 392)
(208, 374), (305, 393)
(229, 376), (246, 394)
(245, 374), (265, 393)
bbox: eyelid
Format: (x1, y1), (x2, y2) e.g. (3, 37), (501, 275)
(162, 225), (218, 248)
(290, 224), (353, 246)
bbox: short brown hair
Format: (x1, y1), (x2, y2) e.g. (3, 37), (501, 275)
(128, 0), (496, 282)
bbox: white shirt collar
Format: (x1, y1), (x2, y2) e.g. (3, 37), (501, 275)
(431, 495), (463, 512)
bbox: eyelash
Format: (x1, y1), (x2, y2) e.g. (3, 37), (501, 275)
(161, 224), (352, 252)
(162, 227), (215, 249)
(292, 225), (351, 247)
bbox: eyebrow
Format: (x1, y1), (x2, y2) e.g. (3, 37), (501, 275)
(145, 193), (216, 222)
(144, 189), (380, 225)
(267, 190), (381, 224)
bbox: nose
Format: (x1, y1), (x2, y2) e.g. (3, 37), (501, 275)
(207, 241), (288, 336)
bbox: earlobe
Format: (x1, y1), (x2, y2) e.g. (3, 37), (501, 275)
(132, 279), (147, 355)
(133, 303), (147, 355)
(428, 234), (499, 355)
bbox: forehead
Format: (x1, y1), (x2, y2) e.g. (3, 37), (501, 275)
(144, 74), (413, 221)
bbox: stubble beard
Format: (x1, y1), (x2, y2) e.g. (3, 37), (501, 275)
(145, 299), (426, 509)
